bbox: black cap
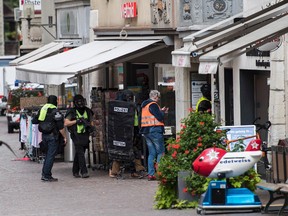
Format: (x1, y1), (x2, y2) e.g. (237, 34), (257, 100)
(201, 84), (211, 99)
(73, 94), (85, 108)
(47, 95), (57, 106)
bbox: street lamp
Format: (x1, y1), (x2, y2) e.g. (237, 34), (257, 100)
(23, 4), (35, 30)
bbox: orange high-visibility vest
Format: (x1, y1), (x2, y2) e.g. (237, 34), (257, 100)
(141, 102), (164, 127)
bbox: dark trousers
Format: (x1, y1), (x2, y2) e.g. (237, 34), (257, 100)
(73, 145), (88, 175)
(42, 134), (59, 178)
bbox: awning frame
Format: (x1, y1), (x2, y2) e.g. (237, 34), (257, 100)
(191, 4), (288, 58)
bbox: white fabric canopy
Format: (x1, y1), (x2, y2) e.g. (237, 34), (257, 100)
(10, 42), (69, 66)
(16, 39), (163, 85)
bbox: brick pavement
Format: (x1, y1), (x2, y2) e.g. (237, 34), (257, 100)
(0, 116), (278, 216)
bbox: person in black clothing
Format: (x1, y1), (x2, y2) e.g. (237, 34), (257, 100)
(196, 84), (212, 114)
(32, 95), (67, 182)
(109, 90), (146, 178)
(64, 94), (94, 178)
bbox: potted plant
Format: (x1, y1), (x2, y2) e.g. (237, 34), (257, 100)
(154, 109), (261, 209)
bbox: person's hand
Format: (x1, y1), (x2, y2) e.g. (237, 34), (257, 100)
(63, 137), (67, 146)
(161, 106), (169, 113)
(76, 118), (84, 125)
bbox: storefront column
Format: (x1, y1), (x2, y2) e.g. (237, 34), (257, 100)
(218, 66), (226, 124)
(233, 63), (241, 125)
(175, 66), (190, 133)
(269, 37), (286, 145)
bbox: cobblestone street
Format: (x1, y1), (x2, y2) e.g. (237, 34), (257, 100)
(0, 116), (277, 216)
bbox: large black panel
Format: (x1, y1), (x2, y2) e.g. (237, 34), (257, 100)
(107, 100), (135, 161)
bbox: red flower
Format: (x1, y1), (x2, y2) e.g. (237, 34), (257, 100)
(199, 121), (205, 126)
(161, 178), (167, 184)
(197, 143), (202, 147)
(216, 129), (222, 133)
(181, 124), (187, 129)
(183, 187), (188, 193)
(188, 107), (193, 112)
(172, 144), (180, 149)
(184, 150), (189, 154)
(197, 137), (202, 142)
(193, 148), (197, 152)
(157, 171), (162, 176)
(172, 151), (177, 159)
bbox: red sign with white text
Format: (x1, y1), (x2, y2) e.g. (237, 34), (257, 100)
(121, 2), (137, 18)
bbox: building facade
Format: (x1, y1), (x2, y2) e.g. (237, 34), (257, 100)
(88, 0), (243, 133)
(173, 0), (288, 146)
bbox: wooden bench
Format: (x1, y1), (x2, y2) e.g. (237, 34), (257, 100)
(257, 182), (288, 215)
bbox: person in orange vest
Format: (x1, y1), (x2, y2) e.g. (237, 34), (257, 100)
(140, 90), (168, 181)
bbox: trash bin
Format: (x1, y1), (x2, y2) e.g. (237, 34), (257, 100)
(64, 129), (74, 162)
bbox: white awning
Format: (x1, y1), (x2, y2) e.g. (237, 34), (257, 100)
(9, 41), (69, 66)
(199, 14), (288, 74)
(16, 39), (166, 85)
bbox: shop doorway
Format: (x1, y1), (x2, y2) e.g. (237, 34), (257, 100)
(240, 70), (270, 139)
(126, 63), (151, 103)
(224, 68), (234, 125)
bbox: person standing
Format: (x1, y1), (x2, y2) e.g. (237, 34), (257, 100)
(196, 84), (212, 113)
(109, 90), (146, 178)
(140, 90), (168, 181)
(64, 94), (94, 178)
(33, 95), (67, 182)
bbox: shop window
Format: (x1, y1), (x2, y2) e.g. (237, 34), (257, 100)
(156, 64), (175, 127)
(113, 63), (124, 89)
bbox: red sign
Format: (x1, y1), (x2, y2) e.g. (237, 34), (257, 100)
(121, 2), (137, 18)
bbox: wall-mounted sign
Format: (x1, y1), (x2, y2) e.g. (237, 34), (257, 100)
(121, 2), (137, 18)
(19, 0), (41, 11)
(256, 60), (270, 68)
(257, 36), (283, 52)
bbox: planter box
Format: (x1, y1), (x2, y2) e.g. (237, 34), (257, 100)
(177, 171), (199, 202)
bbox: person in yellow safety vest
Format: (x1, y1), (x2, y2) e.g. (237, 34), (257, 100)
(64, 94), (94, 178)
(140, 90), (168, 181)
(196, 84), (212, 114)
(109, 90), (147, 179)
(32, 95), (67, 182)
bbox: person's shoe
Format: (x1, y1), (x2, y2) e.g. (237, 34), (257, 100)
(138, 170), (148, 178)
(131, 173), (141, 178)
(147, 175), (156, 181)
(109, 169), (117, 178)
(73, 173), (81, 178)
(81, 173), (89, 178)
(41, 176), (58, 182)
(109, 173), (117, 178)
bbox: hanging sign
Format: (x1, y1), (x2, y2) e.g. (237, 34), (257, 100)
(121, 2), (137, 18)
(19, 0), (41, 11)
(257, 36), (283, 52)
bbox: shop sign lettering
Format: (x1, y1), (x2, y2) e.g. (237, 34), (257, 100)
(121, 2), (137, 18)
(19, 0), (41, 11)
